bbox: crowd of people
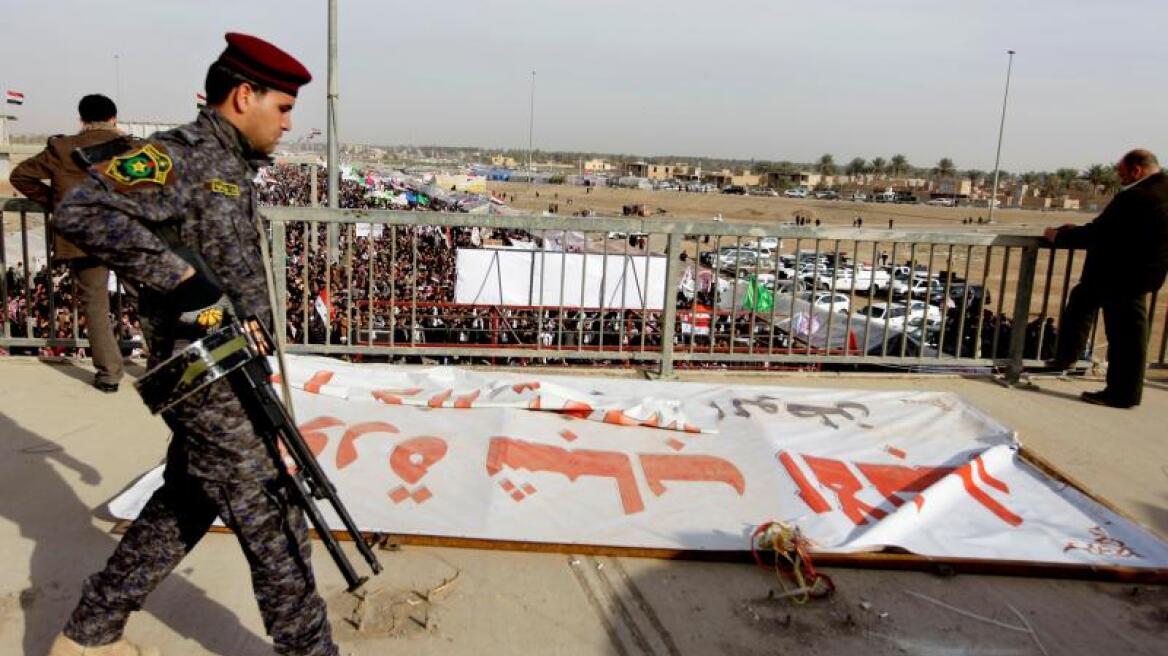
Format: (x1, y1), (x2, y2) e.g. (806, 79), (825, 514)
(3, 262), (143, 357)
(4, 163), (1057, 369)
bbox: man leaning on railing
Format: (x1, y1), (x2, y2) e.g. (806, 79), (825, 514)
(9, 94), (130, 392)
(1043, 149), (1168, 408)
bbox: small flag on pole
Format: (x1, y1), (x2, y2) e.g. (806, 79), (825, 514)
(195, 92), (206, 109)
(314, 289), (334, 324)
(6, 90), (24, 106)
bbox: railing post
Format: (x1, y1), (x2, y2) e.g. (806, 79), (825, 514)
(271, 219), (288, 338)
(657, 231), (683, 378)
(1006, 245), (1038, 383)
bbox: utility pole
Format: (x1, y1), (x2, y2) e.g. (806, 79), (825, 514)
(987, 50), (1015, 223)
(527, 70), (535, 177)
(326, 0), (339, 260)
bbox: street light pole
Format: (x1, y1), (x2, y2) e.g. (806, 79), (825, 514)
(527, 70), (535, 177)
(987, 49), (1015, 223)
(326, 0), (339, 259)
(114, 54), (121, 106)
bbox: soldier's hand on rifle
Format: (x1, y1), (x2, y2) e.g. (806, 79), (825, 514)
(171, 265), (232, 331)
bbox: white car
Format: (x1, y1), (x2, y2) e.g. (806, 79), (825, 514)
(927, 198), (955, 207)
(815, 270), (858, 291)
(718, 250), (758, 269)
(857, 302), (911, 329)
(743, 237), (782, 251)
(784, 188), (808, 198)
(799, 291), (850, 314)
(905, 299), (945, 324)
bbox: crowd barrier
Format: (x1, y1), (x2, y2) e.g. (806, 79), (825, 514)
(4, 198), (1167, 381)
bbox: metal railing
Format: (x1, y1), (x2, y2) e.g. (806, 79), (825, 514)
(4, 199), (1167, 380)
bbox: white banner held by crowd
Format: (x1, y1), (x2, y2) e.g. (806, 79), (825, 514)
(110, 356), (1168, 570)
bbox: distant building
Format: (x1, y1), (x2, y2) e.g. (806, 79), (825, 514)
(491, 155), (519, 168)
(931, 178), (973, 199)
(646, 164), (675, 181)
(583, 158), (615, 172)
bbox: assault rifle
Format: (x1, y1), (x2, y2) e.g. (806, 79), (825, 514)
(136, 320), (382, 591)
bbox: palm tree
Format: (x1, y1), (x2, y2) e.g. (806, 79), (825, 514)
(964, 169), (985, 186)
(817, 153), (837, 176)
(870, 157), (887, 178)
(1084, 163), (1119, 194)
(845, 157), (866, 177)
(934, 158), (957, 178)
(890, 154), (909, 176)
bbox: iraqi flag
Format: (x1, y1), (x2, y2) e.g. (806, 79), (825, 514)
(196, 93), (206, 108)
(6, 90), (24, 106)
(314, 289), (334, 324)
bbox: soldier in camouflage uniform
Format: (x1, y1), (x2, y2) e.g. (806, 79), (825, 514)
(47, 34), (337, 656)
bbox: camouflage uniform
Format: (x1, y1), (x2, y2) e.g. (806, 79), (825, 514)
(52, 108), (337, 656)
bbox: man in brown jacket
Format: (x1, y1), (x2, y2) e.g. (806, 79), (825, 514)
(10, 94), (127, 391)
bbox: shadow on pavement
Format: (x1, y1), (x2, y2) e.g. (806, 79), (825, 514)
(0, 412), (272, 655)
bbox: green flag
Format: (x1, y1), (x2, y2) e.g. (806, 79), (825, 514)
(744, 275), (774, 313)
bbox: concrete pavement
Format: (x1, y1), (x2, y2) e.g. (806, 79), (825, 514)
(1, 357), (1165, 655)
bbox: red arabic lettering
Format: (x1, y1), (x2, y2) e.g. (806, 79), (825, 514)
(336, 421), (399, 469)
(370, 388), (424, 404)
(297, 416), (344, 458)
(954, 457), (1022, 526)
(389, 436), (448, 484)
(778, 451), (831, 513)
(302, 370), (335, 394)
(427, 389), (453, 408)
(638, 453), (745, 497)
(779, 451), (1023, 527)
(802, 455), (888, 524)
(486, 436), (645, 514)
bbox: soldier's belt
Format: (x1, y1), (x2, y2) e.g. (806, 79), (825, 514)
(135, 321), (259, 414)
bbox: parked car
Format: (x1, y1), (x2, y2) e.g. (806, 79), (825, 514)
(927, 198), (955, 207)
(814, 190), (840, 200)
(851, 192), (868, 202)
(905, 299), (945, 324)
(743, 236), (782, 251)
(798, 290), (850, 314)
(722, 185), (747, 195)
(749, 188), (779, 197)
(902, 276), (946, 300)
(769, 279), (807, 294)
(784, 188), (809, 198)
(718, 249), (758, 270)
(857, 302), (911, 329)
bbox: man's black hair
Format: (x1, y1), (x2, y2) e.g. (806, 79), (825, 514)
(204, 62), (269, 106)
(78, 94), (117, 123)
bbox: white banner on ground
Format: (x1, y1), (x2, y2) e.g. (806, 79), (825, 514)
(110, 356), (1168, 570)
(454, 248), (668, 309)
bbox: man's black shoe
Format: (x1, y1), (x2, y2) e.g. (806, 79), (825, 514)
(1080, 390), (1136, 408)
(94, 381), (119, 394)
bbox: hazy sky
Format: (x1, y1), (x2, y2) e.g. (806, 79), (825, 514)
(3, 0), (1165, 171)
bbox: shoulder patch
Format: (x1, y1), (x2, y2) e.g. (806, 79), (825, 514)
(103, 143), (174, 188)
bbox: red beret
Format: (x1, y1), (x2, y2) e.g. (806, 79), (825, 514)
(216, 32), (312, 96)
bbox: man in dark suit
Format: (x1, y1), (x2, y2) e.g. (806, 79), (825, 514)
(10, 94), (129, 392)
(1044, 149), (1168, 408)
